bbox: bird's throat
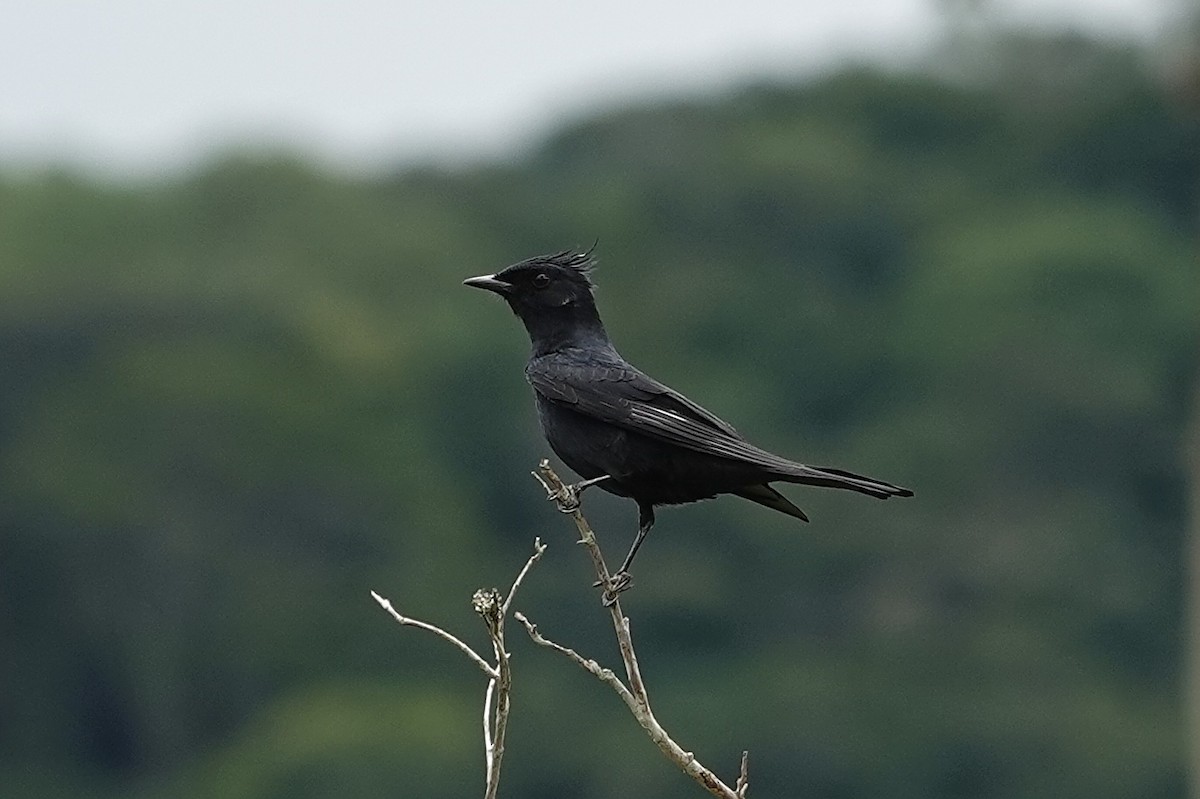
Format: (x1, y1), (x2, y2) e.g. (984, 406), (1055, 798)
(522, 302), (612, 356)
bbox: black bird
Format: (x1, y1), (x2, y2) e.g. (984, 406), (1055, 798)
(465, 249), (912, 601)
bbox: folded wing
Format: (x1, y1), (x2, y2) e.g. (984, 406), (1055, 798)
(527, 358), (911, 499)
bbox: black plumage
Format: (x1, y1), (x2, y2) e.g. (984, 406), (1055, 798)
(464, 249), (911, 600)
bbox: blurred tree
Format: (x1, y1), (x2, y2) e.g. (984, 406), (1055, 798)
(1167, 5), (1200, 797)
(0, 29), (1195, 799)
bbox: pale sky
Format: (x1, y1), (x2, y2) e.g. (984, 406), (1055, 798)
(0, 0), (1181, 176)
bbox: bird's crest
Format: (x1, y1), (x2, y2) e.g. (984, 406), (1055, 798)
(526, 246), (598, 286)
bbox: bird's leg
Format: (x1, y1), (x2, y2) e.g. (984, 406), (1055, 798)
(598, 504), (654, 606)
(550, 474), (612, 513)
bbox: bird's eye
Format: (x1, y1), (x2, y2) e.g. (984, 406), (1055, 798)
(533, 273), (551, 289)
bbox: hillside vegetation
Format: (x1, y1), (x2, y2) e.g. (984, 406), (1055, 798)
(1, 33), (1196, 799)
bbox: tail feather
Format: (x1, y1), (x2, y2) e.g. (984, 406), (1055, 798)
(780, 464), (913, 500)
(733, 484), (809, 521)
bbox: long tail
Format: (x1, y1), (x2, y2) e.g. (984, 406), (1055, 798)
(778, 463), (913, 500)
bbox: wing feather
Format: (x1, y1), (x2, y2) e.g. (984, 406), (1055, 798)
(526, 356), (911, 499)
(527, 358), (793, 473)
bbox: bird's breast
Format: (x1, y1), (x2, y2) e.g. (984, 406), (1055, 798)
(533, 395), (624, 482)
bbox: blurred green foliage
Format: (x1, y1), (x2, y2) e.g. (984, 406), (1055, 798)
(0, 32), (1196, 799)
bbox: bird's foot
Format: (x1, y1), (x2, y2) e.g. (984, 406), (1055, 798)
(548, 484), (581, 514)
(546, 474), (612, 515)
(594, 571), (633, 606)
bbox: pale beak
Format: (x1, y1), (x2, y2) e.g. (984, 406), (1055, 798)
(462, 274), (513, 294)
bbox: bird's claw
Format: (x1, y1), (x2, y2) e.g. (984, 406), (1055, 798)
(547, 485), (580, 514)
(594, 571), (633, 605)
(548, 476), (611, 514)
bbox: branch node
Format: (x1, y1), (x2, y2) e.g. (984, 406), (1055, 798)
(532, 459), (583, 513)
(472, 587), (504, 636)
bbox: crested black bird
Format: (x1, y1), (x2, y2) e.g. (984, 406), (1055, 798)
(464, 249), (912, 602)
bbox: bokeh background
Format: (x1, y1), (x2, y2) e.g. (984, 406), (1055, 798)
(2, 2), (1198, 797)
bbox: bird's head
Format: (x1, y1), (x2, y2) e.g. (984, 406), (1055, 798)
(464, 249), (609, 355)
(464, 249), (597, 311)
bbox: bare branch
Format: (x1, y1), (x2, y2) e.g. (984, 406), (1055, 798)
(371, 590), (497, 680)
(515, 611), (637, 707)
(501, 537), (547, 619)
(482, 675), (496, 780)
(529, 460), (749, 799)
(373, 537), (547, 799)
(486, 649), (512, 799)
(736, 751), (750, 798)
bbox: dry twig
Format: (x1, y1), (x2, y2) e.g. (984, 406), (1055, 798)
(528, 460), (750, 798)
(372, 537), (547, 799)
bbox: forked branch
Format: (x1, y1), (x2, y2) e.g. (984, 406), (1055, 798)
(529, 460), (750, 799)
(372, 537), (547, 799)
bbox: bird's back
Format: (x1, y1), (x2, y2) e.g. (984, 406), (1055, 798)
(528, 349), (788, 506)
